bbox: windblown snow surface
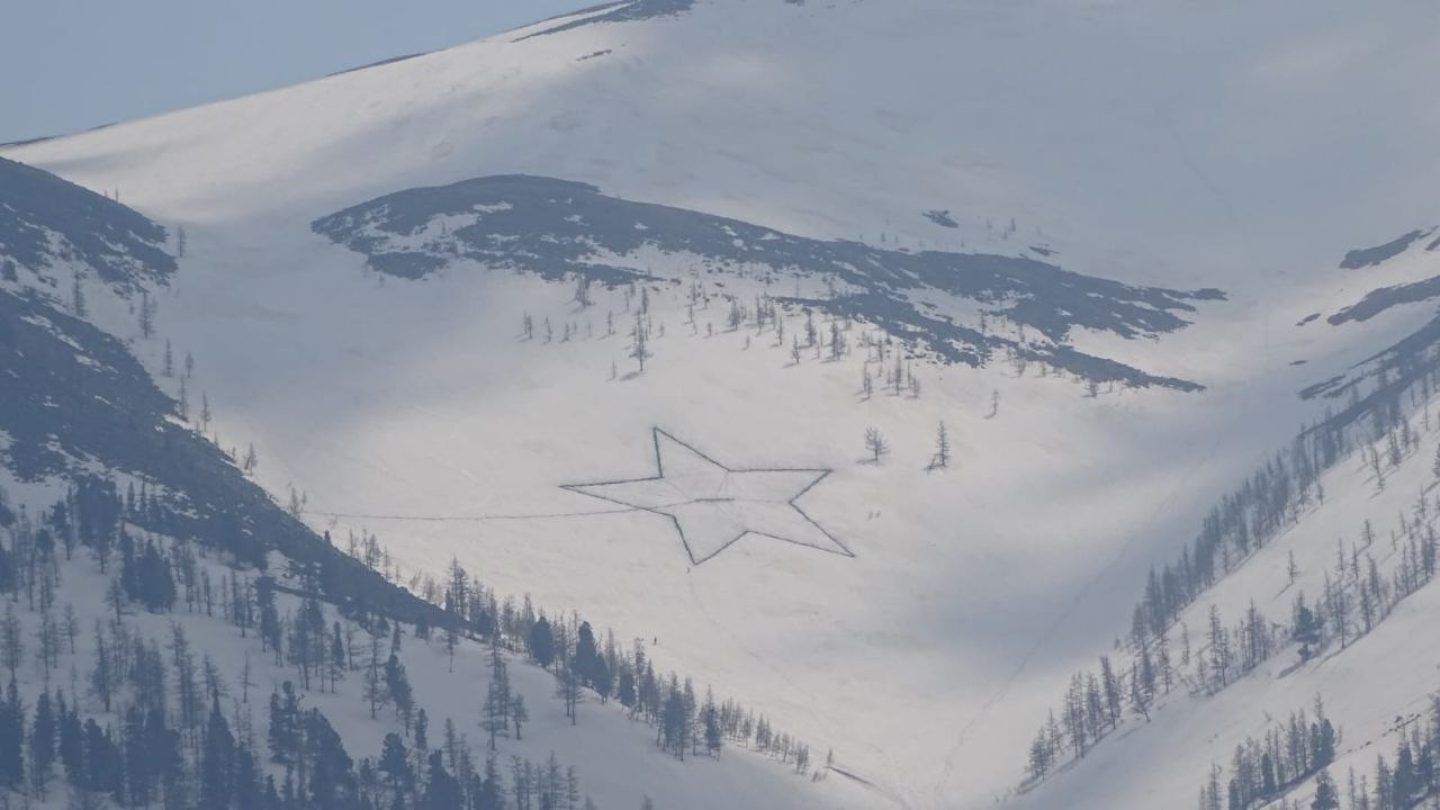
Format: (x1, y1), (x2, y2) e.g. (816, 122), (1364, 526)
(7, 0), (1440, 807)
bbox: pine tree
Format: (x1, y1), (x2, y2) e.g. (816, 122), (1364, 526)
(475, 753), (505, 810)
(30, 690), (55, 797)
(1311, 768), (1339, 809)
(483, 639), (511, 750)
(329, 621), (346, 693)
(233, 744), (260, 809)
(365, 632), (386, 719)
(82, 717), (120, 796)
(529, 616), (555, 668)
(574, 621), (600, 687)
(379, 732), (414, 795)
(1293, 596), (1321, 661)
(511, 694), (528, 741)
(0, 607), (19, 679)
(1128, 660), (1151, 722)
(384, 652), (415, 731)
(267, 681), (301, 764)
(54, 699), (81, 786)
(305, 709), (358, 807)
(420, 750), (463, 810)
(0, 679), (23, 790)
(1207, 604), (1231, 691)
(199, 696), (236, 809)
(90, 626), (114, 711)
(702, 688), (723, 757)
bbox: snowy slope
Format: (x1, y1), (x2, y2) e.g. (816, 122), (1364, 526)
(5, 1), (1440, 807)
(0, 476), (864, 810)
(0, 156), (868, 808)
(1015, 231), (1440, 810)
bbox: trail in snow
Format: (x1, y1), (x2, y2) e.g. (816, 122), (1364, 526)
(933, 427), (1232, 804)
(302, 506), (641, 522)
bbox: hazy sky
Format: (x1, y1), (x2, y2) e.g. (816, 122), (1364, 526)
(0, 0), (585, 144)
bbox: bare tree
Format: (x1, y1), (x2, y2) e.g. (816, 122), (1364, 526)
(864, 428), (889, 465)
(71, 273), (87, 318)
(631, 313), (651, 373)
(62, 604), (79, 654)
(928, 421), (950, 471)
(138, 290), (157, 338)
(240, 652), (253, 704)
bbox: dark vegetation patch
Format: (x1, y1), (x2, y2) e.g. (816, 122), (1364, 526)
(0, 287), (440, 624)
(0, 156), (174, 288)
(517, 0), (695, 41)
(1329, 275), (1440, 325)
(1339, 228), (1434, 270)
(313, 174), (1222, 389)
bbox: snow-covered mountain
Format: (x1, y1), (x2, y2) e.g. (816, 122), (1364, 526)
(4, 0), (1440, 807)
(0, 154), (863, 810)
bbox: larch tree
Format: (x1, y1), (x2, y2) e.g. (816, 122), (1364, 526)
(865, 428), (889, 465)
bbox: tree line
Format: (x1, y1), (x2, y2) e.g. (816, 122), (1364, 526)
(0, 482), (635, 808)
(1025, 346), (1440, 786)
(1200, 691), (1440, 810)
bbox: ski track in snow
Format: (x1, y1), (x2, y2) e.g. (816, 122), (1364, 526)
(303, 506), (640, 522)
(935, 424), (1232, 804)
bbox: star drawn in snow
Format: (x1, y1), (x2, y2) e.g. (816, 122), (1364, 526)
(563, 429), (852, 566)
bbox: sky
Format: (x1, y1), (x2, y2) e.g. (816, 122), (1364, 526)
(0, 0), (586, 144)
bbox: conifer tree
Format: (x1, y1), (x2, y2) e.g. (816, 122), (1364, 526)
(511, 695), (527, 741)
(0, 679), (22, 790)
(30, 690), (55, 797)
(420, 750), (463, 810)
(200, 696), (236, 809)
(379, 732), (414, 796)
(1311, 768), (1339, 809)
(530, 616), (555, 669)
(385, 653), (415, 730)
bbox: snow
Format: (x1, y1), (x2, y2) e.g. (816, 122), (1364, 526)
(0, 502), (860, 810)
(561, 428), (847, 564)
(4, 0), (1440, 807)
(1016, 373), (1440, 809)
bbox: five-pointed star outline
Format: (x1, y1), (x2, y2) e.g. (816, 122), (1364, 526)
(563, 429), (853, 565)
